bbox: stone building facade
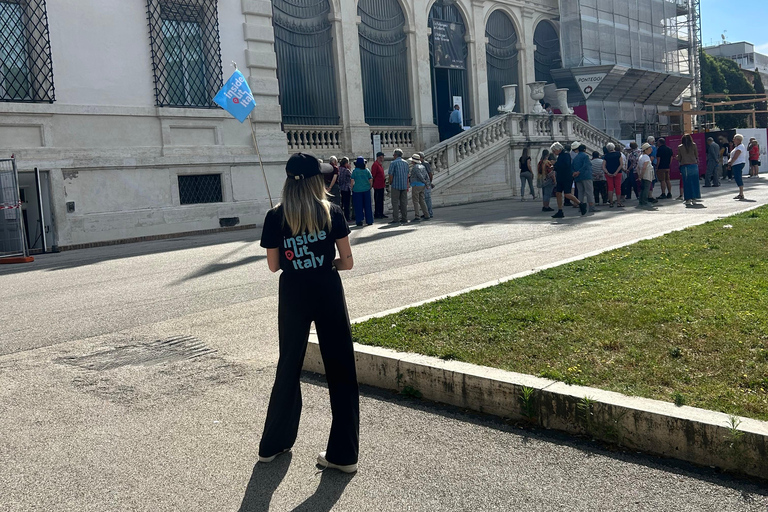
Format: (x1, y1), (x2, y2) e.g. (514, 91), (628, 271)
(0, 0), (689, 250)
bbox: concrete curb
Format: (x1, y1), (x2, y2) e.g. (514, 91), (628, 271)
(302, 202), (768, 479)
(304, 337), (768, 480)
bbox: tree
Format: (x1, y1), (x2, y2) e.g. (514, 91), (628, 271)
(699, 51), (756, 130)
(754, 70), (768, 129)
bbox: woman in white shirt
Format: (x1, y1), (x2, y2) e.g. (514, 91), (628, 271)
(726, 134), (747, 200)
(637, 143), (657, 206)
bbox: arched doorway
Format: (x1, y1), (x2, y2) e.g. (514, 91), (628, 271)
(533, 20), (561, 85)
(358, 0), (411, 126)
(485, 10), (519, 117)
(271, 0), (339, 125)
(428, 2), (470, 141)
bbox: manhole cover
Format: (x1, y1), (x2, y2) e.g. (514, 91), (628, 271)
(56, 336), (216, 371)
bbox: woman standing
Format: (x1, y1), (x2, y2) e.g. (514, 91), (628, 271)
(748, 137), (760, 178)
(727, 134), (748, 200)
(325, 156), (340, 206)
(519, 148), (535, 201)
(676, 134), (701, 206)
(351, 157), (374, 226)
(258, 152), (359, 473)
(591, 151), (608, 205)
(337, 157), (353, 221)
(602, 143), (624, 207)
(537, 149), (554, 212)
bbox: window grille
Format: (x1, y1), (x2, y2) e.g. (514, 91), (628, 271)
(146, 0), (222, 108)
(178, 174), (222, 204)
(0, 0), (55, 102)
(486, 11), (519, 117)
(272, 0), (340, 126)
(533, 21), (561, 84)
(358, 0), (411, 126)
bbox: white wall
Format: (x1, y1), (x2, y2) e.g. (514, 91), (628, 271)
(47, 0), (156, 107)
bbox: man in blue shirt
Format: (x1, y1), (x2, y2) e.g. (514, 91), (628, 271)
(387, 149), (410, 223)
(572, 144), (596, 213)
(449, 104), (463, 138)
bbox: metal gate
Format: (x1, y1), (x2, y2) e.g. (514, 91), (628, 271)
(0, 158), (28, 259)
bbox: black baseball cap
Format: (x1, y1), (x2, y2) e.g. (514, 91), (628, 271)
(285, 153), (333, 180)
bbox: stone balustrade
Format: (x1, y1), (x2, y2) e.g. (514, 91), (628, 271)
(371, 127), (415, 150)
(284, 125), (343, 152)
(422, 113), (623, 179)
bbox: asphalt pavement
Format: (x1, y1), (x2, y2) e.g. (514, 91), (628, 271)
(2, 179), (768, 511)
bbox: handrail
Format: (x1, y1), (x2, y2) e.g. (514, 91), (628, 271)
(423, 113), (624, 178)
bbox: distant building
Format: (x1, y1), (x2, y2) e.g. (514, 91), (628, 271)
(704, 41), (768, 85)
(552, 0), (697, 140)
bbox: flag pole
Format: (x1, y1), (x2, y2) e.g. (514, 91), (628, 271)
(248, 112), (273, 208)
(231, 61), (273, 209)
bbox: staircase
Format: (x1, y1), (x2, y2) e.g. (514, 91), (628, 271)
(422, 113), (623, 207)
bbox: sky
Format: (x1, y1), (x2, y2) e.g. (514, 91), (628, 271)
(701, 0), (768, 52)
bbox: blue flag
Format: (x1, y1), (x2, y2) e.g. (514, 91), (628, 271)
(214, 70), (256, 123)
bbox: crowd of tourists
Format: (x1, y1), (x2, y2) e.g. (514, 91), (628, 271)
(321, 149), (434, 226)
(525, 134), (758, 219)
(319, 133), (759, 224)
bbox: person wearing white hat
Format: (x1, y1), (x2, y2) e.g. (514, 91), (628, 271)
(637, 143), (657, 206)
(408, 153), (430, 220)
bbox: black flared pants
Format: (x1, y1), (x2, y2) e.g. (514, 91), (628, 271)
(259, 270), (359, 465)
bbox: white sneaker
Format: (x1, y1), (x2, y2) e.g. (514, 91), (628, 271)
(258, 448), (290, 463)
(317, 451), (357, 473)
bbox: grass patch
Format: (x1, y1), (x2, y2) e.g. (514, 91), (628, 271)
(353, 206), (768, 420)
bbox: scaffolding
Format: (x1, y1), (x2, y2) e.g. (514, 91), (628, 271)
(663, 0), (701, 107)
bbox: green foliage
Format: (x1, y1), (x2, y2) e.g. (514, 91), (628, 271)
(352, 206), (768, 421)
(700, 51), (756, 130)
(754, 70), (768, 129)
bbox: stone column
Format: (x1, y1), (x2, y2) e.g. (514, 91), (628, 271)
(241, 0), (289, 162)
(518, 8), (538, 115)
(471, 0), (490, 124)
(331, 5), (370, 156)
(411, 7), (439, 149)
(241, 0), (290, 207)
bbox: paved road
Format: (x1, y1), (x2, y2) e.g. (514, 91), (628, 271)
(2, 180), (768, 511)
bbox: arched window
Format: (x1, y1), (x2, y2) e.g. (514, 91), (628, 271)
(428, 2), (470, 141)
(485, 10), (519, 117)
(272, 0), (339, 125)
(533, 21), (561, 85)
(358, 0), (411, 126)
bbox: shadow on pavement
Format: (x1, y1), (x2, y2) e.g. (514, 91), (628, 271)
(238, 452), (293, 512)
(299, 372), (768, 498)
(172, 254), (266, 284)
(290, 470), (355, 512)
(349, 228), (416, 246)
(3, 179), (763, 276)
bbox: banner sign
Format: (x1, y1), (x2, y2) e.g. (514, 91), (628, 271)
(372, 134), (381, 158)
(666, 133), (707, 180)
(214, 70), (256, 123)
(575, 73), (607, 100)
(432, 20), (465, 69)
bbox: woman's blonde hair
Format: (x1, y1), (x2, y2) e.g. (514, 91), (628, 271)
(281, 174), (332, 236)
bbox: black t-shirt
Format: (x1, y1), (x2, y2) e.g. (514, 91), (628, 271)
(260, 204), (350, 273)
(324, 165), (339, 186)
(656, 145), (673, 169)
(604, 152), (621, 175)
(554, 151), (571, 178)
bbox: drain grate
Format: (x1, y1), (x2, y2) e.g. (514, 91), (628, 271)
(57, 336), (216, 371)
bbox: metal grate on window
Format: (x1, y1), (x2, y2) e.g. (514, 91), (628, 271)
(0, 0), (55, 102)
(146, 0), (222, 108)
(178, 174), (222, 205)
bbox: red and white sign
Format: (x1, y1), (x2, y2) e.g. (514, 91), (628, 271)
(575, 73), (607, 100)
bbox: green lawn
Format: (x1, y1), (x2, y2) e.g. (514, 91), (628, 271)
(352, 206), (768, 421)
